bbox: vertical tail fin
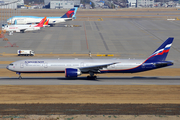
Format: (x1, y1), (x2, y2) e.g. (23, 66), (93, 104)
(72, 7), (78, 19)
(44, 19), (47, 25)
(61, 7), (77, 18)
(144, 37), (174, 63)
(35, 17), (46, 27)
(44, 19), (49, 25)
(14, 20), (17, 25)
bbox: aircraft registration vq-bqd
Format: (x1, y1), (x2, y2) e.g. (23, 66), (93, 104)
(7, 37), (174, 79)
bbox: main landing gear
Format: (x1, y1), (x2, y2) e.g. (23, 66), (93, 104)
(16, 72), (22, 79)
(87, 71), (97, 80)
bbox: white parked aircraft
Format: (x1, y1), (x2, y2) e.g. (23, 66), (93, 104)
(2, 17), (46, 33)
(7, 7), (78, 27)
(7, 38), (174, 79)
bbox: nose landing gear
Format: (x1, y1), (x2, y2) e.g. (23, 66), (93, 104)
(16, 72), (22, 79)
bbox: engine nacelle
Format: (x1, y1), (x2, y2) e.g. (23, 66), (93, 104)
(65, 68), (81, 78)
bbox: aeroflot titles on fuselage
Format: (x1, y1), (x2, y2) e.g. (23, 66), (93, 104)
(25, 61), (44, 63)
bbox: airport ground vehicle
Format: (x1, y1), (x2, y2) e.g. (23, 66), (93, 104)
(17, 50), (35, 56)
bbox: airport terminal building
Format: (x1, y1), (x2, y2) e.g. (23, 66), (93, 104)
(45, 0), (80, 9)
(128, 0), (154, 8)
(136, 0), (154, 7)
(0, 0), (19, 9)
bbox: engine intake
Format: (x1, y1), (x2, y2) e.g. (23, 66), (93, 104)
(65, 68), (81, 78)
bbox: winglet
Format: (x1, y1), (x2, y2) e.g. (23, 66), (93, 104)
(144, 37), (174, 63)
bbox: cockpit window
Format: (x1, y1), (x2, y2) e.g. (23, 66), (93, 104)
(9, 64), (13, 66)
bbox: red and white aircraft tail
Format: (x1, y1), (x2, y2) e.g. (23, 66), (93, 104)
(44, 19), (49, 25)
(35, 17), (46, 27)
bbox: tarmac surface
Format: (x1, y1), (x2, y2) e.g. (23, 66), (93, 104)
(0, 76), (180, 85)
(1, 9), (180, 118)
(1, 9), (180, 81)
(1, 18), (180, 67)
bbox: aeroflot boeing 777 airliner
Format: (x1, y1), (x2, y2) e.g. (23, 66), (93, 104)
(7, 37), (174, 79)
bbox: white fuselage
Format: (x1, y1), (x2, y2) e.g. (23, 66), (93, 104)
(7, 17), (72, 25)
(7, 58), (144, 73)
(6, 37), (174, 79)
(2, 24), (41, 32)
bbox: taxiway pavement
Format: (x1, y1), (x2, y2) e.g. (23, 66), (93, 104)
(0, 76), (180, 85)
(1, 18), (180, 68)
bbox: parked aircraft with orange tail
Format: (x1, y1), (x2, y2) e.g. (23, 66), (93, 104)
(2, 17), (46, 33)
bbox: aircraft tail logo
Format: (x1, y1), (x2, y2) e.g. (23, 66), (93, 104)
(144, 37), (174, 63)
(44, 19), (49, 25)
(61, 7), (78, 18)
(35, 17), (46, 27)
(44, 19), (47, 25)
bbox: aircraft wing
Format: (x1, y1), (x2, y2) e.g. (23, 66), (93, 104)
(79, 62), (118, 73)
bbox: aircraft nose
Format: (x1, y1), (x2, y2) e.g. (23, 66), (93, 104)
(6, 65), (9, 70)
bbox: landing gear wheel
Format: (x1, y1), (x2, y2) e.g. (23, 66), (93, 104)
(87, 75), (97, 80)
(16, 72), (22, 79)
(19, 76), (22, 79)
(93, 76), (97, 80)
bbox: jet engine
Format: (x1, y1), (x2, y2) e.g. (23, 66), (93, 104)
(65, 68), (81, 78)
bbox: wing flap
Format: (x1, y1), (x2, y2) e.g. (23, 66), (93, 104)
(79, 62), (118, 73)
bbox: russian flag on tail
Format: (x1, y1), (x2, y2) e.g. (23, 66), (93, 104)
(144, 37), (174, 63)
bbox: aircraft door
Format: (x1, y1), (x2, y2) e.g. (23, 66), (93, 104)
(44, 63), (48, 68)
(20, 63), (24, 68)
(80, 62), (84, 67)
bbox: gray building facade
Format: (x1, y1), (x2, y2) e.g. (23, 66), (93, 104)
(50, 0), (74, 9)
(0, 0), (18, 9)
(45, 0), (51, 5)
(45, 0), (80, 9)
(137, 0), (154, 7)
